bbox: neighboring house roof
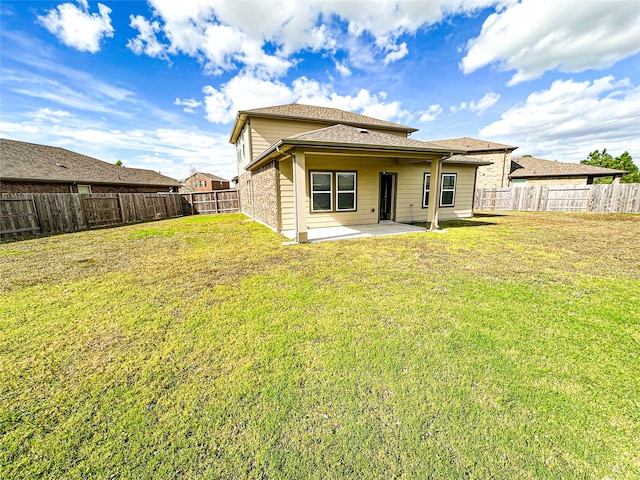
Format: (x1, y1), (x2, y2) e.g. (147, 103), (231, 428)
(185, 172), (229, 182)
(431, 136), (517, 152)
(248, 124), (486, 170)
(509, 156), (628, 178)
(230, 103), (417, 143)
(0, 138), (180, 187)
(200, 173), (229, 182)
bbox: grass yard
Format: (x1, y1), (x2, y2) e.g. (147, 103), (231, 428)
(1, 212), (639, 479)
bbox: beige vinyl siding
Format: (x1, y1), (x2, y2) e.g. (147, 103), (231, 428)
(279, 159), (295, 230)
(237, 126), (252, 173)
(395, 164), (477, 222)
(278, 154), (478, 230)
(304, 155), (384, 228)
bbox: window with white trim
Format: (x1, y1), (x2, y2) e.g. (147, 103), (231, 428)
(441, 174), (456, 206)
(311, 172), (333, 212)
(422, 173), (431, 207)
(336, 172), (356, 211)
(423, 173), (457, 207)
(310, 171), (357, 212)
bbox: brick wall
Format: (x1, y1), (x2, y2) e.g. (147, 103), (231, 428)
(473, 151), (514, 190)
(0, 182), (71, 193)
(237, 161), (279, 229)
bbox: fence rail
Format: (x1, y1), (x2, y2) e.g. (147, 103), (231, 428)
(1, 192), (186, 241)
(475, 184), (640, 214)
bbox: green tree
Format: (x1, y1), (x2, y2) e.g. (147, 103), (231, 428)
(114, 160), (124, 167)
(581, 149), (640, 183)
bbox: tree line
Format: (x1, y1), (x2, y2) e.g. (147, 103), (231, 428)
(581, 149), (639, 183)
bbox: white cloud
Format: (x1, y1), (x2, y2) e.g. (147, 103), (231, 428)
(419, 104), (443, 123)
(127, 15), (168, 60)
(203, 74), (295, 123)
(469, 92), (500, 114)
(128, 0), (499, 77)
(383, 42), (409, 66)
(448, 92), (500, 115)
(174, 98), (203, 113)
(38, 0), (114, 53)
(450, 102), (467, 114)
(5, 68), (137, 116)
(202, 73), (414, 125)
(480, 76), (640, 161)
(31, 108), (72, 123)
(461, 0), (640, 85)
(335, 61), (352, 77)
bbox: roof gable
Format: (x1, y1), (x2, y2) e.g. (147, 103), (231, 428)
(230, 103), (417, 143)
(0, 138), (180, 187)
(510, 156), (629, 178)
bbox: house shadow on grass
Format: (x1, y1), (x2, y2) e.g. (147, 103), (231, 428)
(411, 217), (499, 230)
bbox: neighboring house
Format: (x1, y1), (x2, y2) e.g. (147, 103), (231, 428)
(430, 137), (518, 190)
(181, 172), (231, 192)
(0, 138), (181, 193)
(229, 104), (494, 242)
(509, 156), (628, 186)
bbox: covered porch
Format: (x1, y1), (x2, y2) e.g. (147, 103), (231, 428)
(281, 221), (426, 243)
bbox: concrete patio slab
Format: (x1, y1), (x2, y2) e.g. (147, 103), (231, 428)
(281, 222), (426, 243)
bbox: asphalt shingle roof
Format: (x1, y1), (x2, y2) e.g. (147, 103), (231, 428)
(239, 103), (418, 133)
(510, 156), (628, 178)
(0, 138), (180, 187)
(430, 136), (517, 152)
(284, 124), (449, 149)
(201, 172), (229, 182)
(249, 124), (492, 169)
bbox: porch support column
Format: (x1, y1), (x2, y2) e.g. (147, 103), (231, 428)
(293, 150), (308, 243)
(427, 157), (443, 231)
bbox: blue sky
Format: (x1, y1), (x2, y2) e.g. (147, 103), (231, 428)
(1, 0), (639, 182)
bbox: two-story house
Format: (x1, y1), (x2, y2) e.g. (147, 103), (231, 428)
(229, 104), (494, 243)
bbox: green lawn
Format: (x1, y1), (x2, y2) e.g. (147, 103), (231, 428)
(1, 212), (639, 479)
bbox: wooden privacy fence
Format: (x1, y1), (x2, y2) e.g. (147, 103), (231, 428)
(1, 192), (185, 241)
(180, 189), (239, 215)
(475, 184), (640, 214)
